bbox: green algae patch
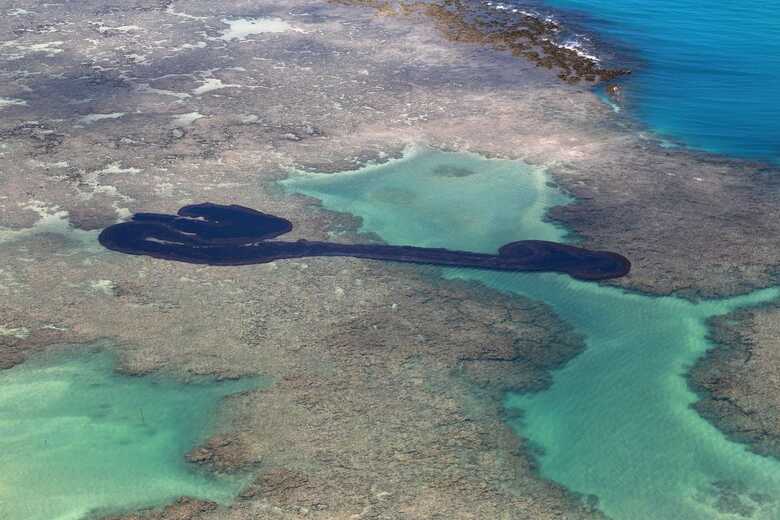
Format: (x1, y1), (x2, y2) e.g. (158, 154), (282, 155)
(0, 347), (262, 520)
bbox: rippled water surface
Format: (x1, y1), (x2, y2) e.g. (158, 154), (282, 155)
(0, 347), (257, 520)
(528, 0), (780, 163)
(284, 149), (780, 519)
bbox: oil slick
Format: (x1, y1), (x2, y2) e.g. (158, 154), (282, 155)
(98, 203), (630, 280)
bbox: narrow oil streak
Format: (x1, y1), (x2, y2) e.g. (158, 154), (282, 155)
(98, 202), (629, 280)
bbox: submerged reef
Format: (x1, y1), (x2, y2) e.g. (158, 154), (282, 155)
(691, 304), (780, 460)
(98, 203), (631, 280)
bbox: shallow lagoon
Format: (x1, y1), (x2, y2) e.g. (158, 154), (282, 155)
(0, 346), (257, 520)
(284, 149), (780, 519)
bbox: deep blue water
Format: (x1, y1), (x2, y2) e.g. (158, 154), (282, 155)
(527, 0), (780, 164)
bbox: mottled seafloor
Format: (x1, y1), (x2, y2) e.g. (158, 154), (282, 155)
(2, 0), (780, 518)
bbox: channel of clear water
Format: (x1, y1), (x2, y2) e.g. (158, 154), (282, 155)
(282, 148), (780, 519)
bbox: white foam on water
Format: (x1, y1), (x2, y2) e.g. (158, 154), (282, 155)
(560, 39), (601, 63)
(219, 18), (304, 41)
(485, 2), (539, 18)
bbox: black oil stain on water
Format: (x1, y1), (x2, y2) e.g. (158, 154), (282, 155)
(98, 203), (630, 281)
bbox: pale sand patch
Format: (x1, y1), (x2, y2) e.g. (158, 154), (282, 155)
(219, 17), (304, 41)
(192, 78), (239, 95)
(93, 24), (142, 34)
(113, 205), (132, 220)
(78, 112), (126, 125)
(95, 163), (142, 175)
(1, 41), (64, 59)
(0, 325), (30, 339)
(165, 3), (207, 20)
(171, 112), (205, 127)
(89, 279), (116, 296)
(30, 160), (69, 169)
(136, 83), (192, 100)
(170, 41), (208, 52)
(0, 97), (27, 109)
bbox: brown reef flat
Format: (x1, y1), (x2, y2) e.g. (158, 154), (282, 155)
(382, 0), (630, 83)
(691, 305), (780, 459)
(102, 498), (218, 520)
(185, 433), (259, 474)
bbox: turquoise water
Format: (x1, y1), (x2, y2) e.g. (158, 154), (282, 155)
(283, 149), (780, 519)
(526, 0), (780, 164)
(0, 347), (258, 520)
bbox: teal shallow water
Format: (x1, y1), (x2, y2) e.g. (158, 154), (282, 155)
(0, 346), (258, 520)
(283, 148), (780, 519)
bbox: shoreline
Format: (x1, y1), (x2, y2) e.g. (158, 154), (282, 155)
(342, 0), (631, 83)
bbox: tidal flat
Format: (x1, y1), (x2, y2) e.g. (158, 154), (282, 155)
(2, 0), (780, 518)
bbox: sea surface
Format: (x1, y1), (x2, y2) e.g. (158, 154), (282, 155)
(283, 149), (780, 519)
(0, 346), (257, 520)
(522, 0), (780, 164)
